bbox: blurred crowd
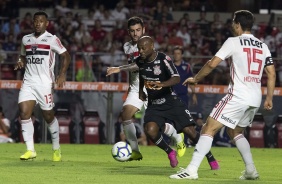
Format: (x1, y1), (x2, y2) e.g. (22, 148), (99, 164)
(0, 0), (282, 86)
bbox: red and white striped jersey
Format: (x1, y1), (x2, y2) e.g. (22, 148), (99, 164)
(21, 31), (67, 85)
(123, 40), (140, 92)
(215, 34), (273, 107)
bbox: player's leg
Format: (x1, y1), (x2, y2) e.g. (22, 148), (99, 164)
(18, 84), (37, 160)
(19, 100), (37, 160)
(227, 107), (259, 180)
(37, 86), (61, 161)
(183, 125), (219, 170)
(144, 121), (178, 167)
(163, 122), (186, 157)
(121, 92), (144, 160)
(170, 117), (223, 179)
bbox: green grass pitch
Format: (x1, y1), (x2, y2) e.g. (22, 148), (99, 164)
(0, 144), (281, 184)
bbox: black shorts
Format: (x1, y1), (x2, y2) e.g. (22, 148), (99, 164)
(144, 95), (196, 133)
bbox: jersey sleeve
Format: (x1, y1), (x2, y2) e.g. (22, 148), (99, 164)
(163, 54), (179, 77)
(215, 38), (233, 60)
(51, 36), (67, 54)
(20, 40), (26, 56)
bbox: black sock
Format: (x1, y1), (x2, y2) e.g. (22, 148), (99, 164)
(192, 131), (216, 162)
(206, 151), (216, 162)
(152, 132), (173, 154)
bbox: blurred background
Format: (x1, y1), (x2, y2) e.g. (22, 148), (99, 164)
(0, 0), (282, 148)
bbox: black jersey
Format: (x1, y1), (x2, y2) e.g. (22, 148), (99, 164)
(136, 52), (180, 101)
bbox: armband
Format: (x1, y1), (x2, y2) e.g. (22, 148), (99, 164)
(265, 57), (274, 66)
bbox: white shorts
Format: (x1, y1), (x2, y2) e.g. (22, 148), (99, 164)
(123, 90), (147, 110)
(209, 94), (259, 129)
(18, 83), (54, 110)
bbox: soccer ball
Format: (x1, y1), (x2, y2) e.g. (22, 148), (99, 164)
(111, 141), (132, 162)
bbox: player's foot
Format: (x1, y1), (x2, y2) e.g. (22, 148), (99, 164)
(128, 151), (143, 161)
(239, 169), (259, 180)
(176, 133), (186, 157)
(53, 148), (62, 162)
(169, 167), (198, 180)
(209, 160), (220, 170)
(168, 150), (178, 168)
(20, 150), (37, 160)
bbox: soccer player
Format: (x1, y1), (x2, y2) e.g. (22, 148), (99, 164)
(169, 10), (276, 180)
(106, 16), (186, 162)
(14, 11), (71, 161)
(133, 36), (218, 168)
(172, 46), (219, 170)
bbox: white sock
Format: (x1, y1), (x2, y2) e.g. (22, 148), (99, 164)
(234, 134), (256, 172)
(187, 134), (213, 172)
(123, 120), (139, 152)
(48, 117), (60, 150)
(164, 123), (182, 143)
(21, 118), (35, 151)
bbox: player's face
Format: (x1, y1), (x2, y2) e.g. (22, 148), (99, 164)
(173, 49), (182, 62)
(128, 24), (144, 43)
(33, 15), (49, 36)
(137, 41), (154, 60)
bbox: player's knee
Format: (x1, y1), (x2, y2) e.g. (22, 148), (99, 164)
(144, 122), (158, 137)
(42, 110), (55, 124)
(19, 111), (32, 120)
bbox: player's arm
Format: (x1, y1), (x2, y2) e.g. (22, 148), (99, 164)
(14, 42), (26, 70)
(56, 51), (71, 88)
(151, 76), (180, 89)
(139, 72), (147, 101)
(183, 56), (222, 85)
(264, 57), (276, 110)
(106, 63), (138, 76)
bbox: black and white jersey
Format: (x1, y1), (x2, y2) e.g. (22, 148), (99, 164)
(136, 52), (179, 101)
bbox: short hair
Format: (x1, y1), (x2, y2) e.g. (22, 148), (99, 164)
(233, 10), (254, 31)
(33, 11), (48, 19)
(127, 16), (144, 28)
(173, 45), (184, 54)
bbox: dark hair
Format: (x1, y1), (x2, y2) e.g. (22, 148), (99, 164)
(233, 10), (254, 31)
(127, 16), (144, 28)
(33, 11), (48, 19)
(173, 45), (184, 54)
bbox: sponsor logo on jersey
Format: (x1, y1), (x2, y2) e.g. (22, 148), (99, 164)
(31, 45), (38, 54)
(27, 56), (44, 64)
(41, 39), (47, 42)
(27, 39), (30, 42)
(221, 114), (236, 124)
(153, 65), (161, 75)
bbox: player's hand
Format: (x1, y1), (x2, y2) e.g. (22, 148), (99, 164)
(14, 60), (25, 70)
(183, 77), (197, 85)
(56, 74), (66, 88)
(139, 91), (147, 101)
(263, 99), (273, 110)
(106, 67), (120, 76)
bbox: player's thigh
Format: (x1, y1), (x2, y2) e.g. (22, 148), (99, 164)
(122, 91), (145, 120)
(201, 116), (224, 136)
(238, 106), (259, 127)
(209, 97), (249, 129)
(33, 85), (54, 111)
(18, 84), (37, 119)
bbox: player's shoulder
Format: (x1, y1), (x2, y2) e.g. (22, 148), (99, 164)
(22, 33), (33, 42)
(123, 40), (134, 49)
(158, 52), (172, 61)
